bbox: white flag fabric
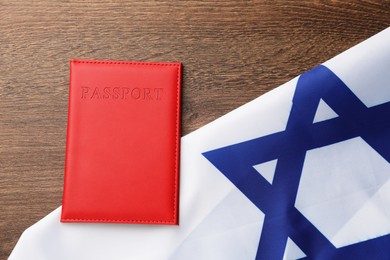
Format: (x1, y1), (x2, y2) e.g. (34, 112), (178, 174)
(10, 27), (390, 260)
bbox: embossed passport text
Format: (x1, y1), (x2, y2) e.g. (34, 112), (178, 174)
(61, 60), (181, 224)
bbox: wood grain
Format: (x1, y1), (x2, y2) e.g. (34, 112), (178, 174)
(0, 0), (389, 258)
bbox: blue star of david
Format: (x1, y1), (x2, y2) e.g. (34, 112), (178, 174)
(203, 65), (390, 260)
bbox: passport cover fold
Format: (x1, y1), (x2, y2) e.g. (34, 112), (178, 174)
(61, 60), (181, 224)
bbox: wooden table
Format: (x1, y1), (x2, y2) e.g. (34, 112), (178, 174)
(0, 1), (388, 258)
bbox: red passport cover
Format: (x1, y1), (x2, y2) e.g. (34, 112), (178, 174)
(61, 59), (181, 224)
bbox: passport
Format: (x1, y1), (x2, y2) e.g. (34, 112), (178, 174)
(61, 60), (181, 224)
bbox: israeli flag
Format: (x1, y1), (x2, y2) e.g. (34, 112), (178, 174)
(10, 27), (390, 260)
